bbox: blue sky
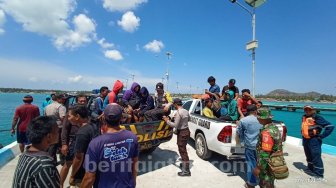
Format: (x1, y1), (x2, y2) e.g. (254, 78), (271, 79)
(0, 0), (335, 95)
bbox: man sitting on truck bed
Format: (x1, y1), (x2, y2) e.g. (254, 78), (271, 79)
(237, 89), (258, 119)
(144, 82), (173, 121)
(122, 82), (141, 123)
(134, 87), (154, 122)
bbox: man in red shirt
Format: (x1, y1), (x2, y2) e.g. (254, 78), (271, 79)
(237, 89), (258, 119)
(11, 95), (40, 152)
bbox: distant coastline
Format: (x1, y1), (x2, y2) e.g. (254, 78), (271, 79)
(1, 87), (336, 103)
(0, 88), (90, 94)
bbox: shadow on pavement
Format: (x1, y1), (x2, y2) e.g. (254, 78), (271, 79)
(293, 162), (307, 171)
(138, 147), (179, 176)
(187, 139), (247, 182)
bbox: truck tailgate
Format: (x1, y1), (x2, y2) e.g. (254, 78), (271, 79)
(230, 124), (245, 154)
(120, 120), (174, 151)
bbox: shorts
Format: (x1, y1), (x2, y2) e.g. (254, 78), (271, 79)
(17, 131), (30, 145)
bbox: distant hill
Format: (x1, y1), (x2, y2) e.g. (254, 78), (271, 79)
(258, 89), (336, 102)
(266, 89), (321, 98)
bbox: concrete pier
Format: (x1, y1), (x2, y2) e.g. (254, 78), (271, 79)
(1, 135), (336, 188)
(264, 104), (336, 113)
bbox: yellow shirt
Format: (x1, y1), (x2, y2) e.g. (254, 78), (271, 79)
(203, 107), (215, 118)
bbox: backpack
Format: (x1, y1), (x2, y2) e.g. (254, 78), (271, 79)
(267, 148), (289, 179)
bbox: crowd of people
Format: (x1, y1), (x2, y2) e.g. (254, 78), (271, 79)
(9, 76), (335, 188)
(201, 76), (262, 122)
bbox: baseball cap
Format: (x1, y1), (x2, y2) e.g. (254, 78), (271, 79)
(303, 105), (314, 110)
(104, 104), (123, 123)
(247, 104), (257, 112)
(173, 98), (182, 105)
(229, 79), (236, 84)
(257, 108), (273, 119)
(156, 82), (164, 90)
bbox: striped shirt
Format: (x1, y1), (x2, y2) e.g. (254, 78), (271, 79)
(12, 150), (60, 188)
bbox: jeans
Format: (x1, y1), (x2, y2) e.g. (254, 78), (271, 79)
(245, 148), (258, 186)
(303, 137), (324, 177)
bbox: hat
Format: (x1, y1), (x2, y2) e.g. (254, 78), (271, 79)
(222, 85), (229, 92)
(247, 104), (257, 112)
(173, 98), (182, 105)
(229, 79), (236, 84)
(303, 105), (314, 110)
(104, 104), (123, 123)
(55, 93), (66, 99)
(257, 108), (273, 119)
(156, 82), (164, 90)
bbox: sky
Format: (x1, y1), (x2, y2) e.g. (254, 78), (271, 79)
(0, 0), (335, 95)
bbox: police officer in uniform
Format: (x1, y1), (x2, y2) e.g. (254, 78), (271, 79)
(301, 105), (334, 178)
(253, 108), (282, 188)
(163, 98), (191, 176)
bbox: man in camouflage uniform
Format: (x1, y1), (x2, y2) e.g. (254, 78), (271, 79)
(254, 108), (282, 188)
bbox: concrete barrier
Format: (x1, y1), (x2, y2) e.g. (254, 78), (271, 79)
(286, 136), (336, 156)
(0, 141), (19, 169)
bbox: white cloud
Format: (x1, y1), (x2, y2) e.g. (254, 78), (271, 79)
(0, 58), (161, 91)
(0, 9), (5, 34)
(54, 14), (96, 50)
(136, 44), (140, 51)
(0, 0), (97, 50)
(0, 0), (75, 36)
(144, 40), (164, 53)
(117, 11), (140, 33)
(103, 0), (147, 12)
(97, 38), (114, 49)
(104, 50), (123, 61)
(68, 75), (83, 83)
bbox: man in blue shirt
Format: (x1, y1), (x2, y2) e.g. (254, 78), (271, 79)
(206, 76), (220, 95)
(237, 104), (263, 188)
(81, 104), (139, 188)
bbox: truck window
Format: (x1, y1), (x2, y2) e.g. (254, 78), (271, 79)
(194, 101), (201, 115)
(183, 101), (192, 111)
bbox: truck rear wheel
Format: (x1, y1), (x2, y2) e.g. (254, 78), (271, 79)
(195, 133), (212, 160)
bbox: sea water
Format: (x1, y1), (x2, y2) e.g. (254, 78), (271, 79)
(1, 93), (336, 147)
(0, 93), (46, 146)
(263, 101), (336, 146)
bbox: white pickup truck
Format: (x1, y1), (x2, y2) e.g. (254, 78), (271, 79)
(180, 99), (287, 160)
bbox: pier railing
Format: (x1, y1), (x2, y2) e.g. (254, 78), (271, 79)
(263, 104), (336, 113)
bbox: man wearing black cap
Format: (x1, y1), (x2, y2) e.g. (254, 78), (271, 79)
(144, 82), (173, 121)
(81, 103), (139, 188)
(163, 98), (191, 176)
(301, 105), (334, 178)
(237, 104), (262, 187)
(11, 95), (40, 153)
(224, 79), (239, 100)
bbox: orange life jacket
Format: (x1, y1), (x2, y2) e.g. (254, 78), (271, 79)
(301, 116), (321, 139)
(261, 130), (274, 152)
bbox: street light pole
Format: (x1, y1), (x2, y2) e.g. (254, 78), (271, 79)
(166, 52), (172, 92)
(131, 74), (135, 82)
(252, 11), (256, 97)
(229, 0), (264, 97)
